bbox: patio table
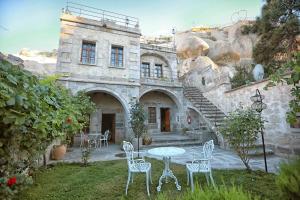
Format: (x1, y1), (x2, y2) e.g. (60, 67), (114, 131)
(87, 133), (102, 148)
(148, 147), (185, 192)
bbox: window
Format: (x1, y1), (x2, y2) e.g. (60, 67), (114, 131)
(141, 62), (150, 77)
(202, 77), (206, 86)
(111, 46), (123, 67)
(148, 107), (156, 123)
(81, 41), (96, 64)
(154, 64), (163, 78)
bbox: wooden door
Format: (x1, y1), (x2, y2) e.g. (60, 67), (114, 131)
(101, 114), (115, 143)
(165, 108), (171, 132)
(160, 108), (171, 132)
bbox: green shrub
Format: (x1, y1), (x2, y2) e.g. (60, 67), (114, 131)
(0, 59), (95, 199)
(276, 159), (300, 200)
(157, 185), (258, 200)
(230, 64), (255, 89)
(220, 107), (264, 170)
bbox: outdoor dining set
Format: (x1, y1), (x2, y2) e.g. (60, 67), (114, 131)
(80, 130), (110, 149)
(123, 140), (215, 196)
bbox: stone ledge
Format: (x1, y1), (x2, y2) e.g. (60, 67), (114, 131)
(225, 78), (270, 94)
(59, 77), (140, 86)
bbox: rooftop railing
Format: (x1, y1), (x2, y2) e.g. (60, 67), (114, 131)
(64, 1), (139, 29)
(140, 43), (176, 53)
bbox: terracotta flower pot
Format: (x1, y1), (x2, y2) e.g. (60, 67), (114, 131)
(51, 144), (67, 160)
(143, 136), (152, 145)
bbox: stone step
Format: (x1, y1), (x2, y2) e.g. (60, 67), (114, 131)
(192, 101), (213, 105)
(205, 115), (226, 119)
(247, 147), (274, 157)
(185, 94), (205, 97)
(184, 94), (203, 97)
(196, 107), (220, 111)
(201, 110), (225, 114)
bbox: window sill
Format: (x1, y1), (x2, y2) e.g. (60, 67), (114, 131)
(78, 62), (97, 66)
(109, 65), (125, 69)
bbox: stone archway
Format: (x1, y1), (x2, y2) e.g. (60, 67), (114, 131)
(187, 106), (221, 145)
(140, 52), (174, 80)
(140, 88), (182, 112)
(79, 87), (130, 143)
(139, 88), (182, 133)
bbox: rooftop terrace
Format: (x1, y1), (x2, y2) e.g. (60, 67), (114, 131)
(63, 1), (139, 29)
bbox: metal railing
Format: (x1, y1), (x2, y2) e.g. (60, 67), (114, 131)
(64, 1), (139, 29)
(140, 43), (176, 53)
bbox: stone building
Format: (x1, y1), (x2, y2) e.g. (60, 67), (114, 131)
(55, 3), (298, 157)
(56, 4), (198, 144)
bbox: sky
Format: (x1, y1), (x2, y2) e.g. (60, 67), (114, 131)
(0, 0), (263, 54)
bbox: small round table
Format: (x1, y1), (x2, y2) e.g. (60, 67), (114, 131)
(148, 147), (185, 192)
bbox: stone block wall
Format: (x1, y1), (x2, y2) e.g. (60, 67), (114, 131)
(56, 13), (141, 82)
(202, 79), (299, 156)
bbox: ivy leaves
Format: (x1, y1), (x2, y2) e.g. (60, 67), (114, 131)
(0, 59), (95, 187)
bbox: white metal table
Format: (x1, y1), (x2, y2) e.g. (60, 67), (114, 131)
(148, 147), (186, 192)
(87, 133), (102, 148)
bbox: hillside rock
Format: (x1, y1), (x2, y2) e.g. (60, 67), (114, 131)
(180, 56), (219, 75)
(176, 33), (209, 59)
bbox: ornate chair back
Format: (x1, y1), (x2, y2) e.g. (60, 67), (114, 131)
(104, 130), (110, 140)
(123, 141), (134, 167)
(203, 140), (214, 160)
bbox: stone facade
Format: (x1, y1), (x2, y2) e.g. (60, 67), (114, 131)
(201, 79), (299, 157)
(56, 11), (188, 143)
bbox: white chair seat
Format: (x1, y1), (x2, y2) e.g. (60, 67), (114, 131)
(186, 140), (215, 191)
(130, 161), (151, 172)
(123, 141), (152, 196)
(186, 159), (210, 173)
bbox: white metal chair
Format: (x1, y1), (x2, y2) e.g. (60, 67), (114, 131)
(99, 130), (110, 148)
(186, 140), (215, 191)
(80, 132), (89, 148)
(123, 141), (152, 196)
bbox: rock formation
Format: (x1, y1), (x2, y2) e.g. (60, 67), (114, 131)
(175, 20), (258, 90)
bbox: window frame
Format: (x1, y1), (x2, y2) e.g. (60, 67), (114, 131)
(148, 107), (156, 124)
(154, 64), (163, 78)
(80, 41), (96, 65)
(141, 62), (151, 77)
(111, 45), (124, 68)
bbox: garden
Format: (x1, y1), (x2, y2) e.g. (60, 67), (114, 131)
(1, 0), (300, 199)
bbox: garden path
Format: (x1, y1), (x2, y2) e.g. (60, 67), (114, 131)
(52, 145), (287, 173)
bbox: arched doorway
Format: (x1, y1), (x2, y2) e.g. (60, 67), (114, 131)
(139, 89), (180, 134)
(86, 91), (127, 143)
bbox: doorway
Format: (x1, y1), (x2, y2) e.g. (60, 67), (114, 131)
(160, 108), (171, 132)
(101, 113), (115, 143)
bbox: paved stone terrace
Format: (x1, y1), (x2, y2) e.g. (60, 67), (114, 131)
(54, 144), (288, 173)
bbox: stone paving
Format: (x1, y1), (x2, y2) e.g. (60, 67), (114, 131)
(56, 144), (288, 173)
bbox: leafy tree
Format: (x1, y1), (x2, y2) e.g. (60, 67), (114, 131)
(129, 101), (147, 154)
(220, 108), (264, 170)
(266, 52), (300, 124)
(243, 0), (300, 75)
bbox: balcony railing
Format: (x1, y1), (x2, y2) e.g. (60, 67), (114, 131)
(140, 43), (176, 53)
(64, 1), (139, 29)
(140, 77), (182, 87)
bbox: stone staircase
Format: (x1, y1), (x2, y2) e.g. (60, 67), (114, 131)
(183, 87), (226, 130)
(183, 86), (274, 156)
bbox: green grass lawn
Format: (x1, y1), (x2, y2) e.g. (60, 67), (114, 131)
(18, 158), (279, 200)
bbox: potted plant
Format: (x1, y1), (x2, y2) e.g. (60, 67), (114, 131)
(51, 143), (67, 160)
(142, 131), (152, 145)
